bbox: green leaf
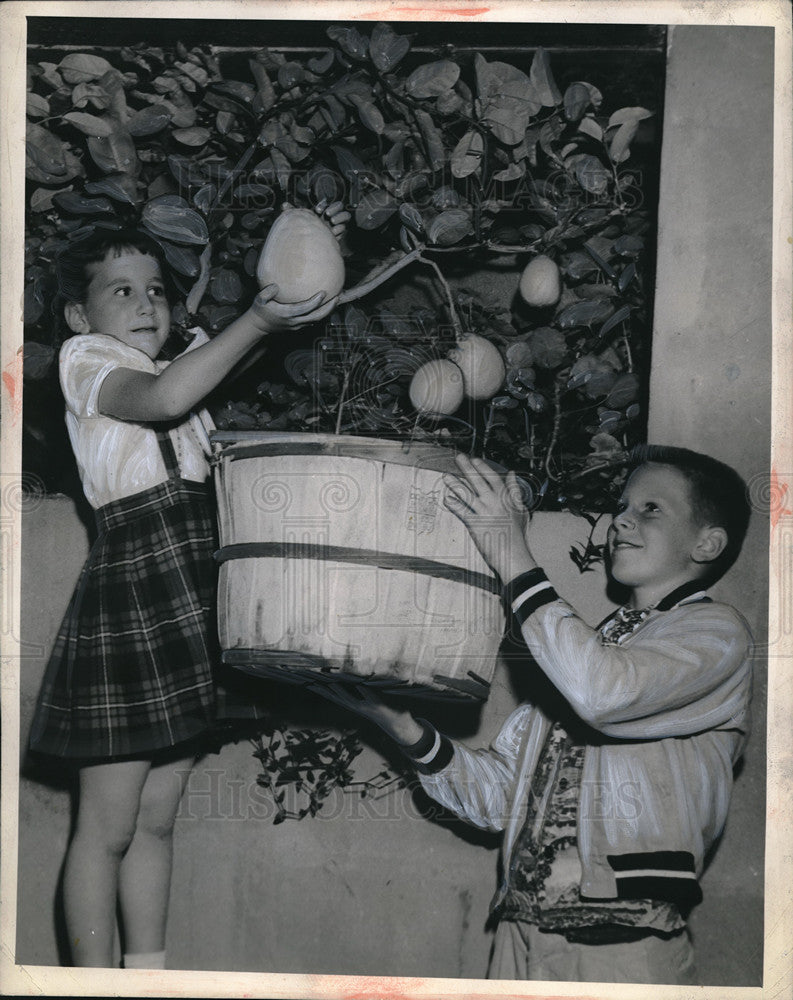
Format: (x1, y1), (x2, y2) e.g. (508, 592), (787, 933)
(236, 183), (274, 209)
(307, 50), (334, 74)
(290, 124), (315, 146)
(428, 208), (472, 246)
(63, 111), (115, 137)
(52, 190), (114, 215)
(398, 203), (423, 234)
(617, 264), (636, 293)
(248, 60), (276, 112)
(141, 195), (209, 245)
(350, 96), (385, 135)
(36, 61), (64, 90)
(475, 54), (540, 146)
(87, 125), (138, 175)
(577, 116), (603, 142)
(539, 117), (564, 163)
(435, 89), (465, 116)
(172, 126), (211, 147)
(608, 106), (653, 130)
(564, 82), (592, 122)
(186, 244), (212, 314)
(210, 267), (244, 303)
(332, 144), (369, 181)
(383, 140), (404, 179)
(528, 327), (567, 368)
(598, 303), (631, 337)
(406, 60), (460, 99)
(269, 148), (292, 189)
(25, 122), (84, 184)
(58, 53), (114, 84)
(605, 372), (640, 408)
(568, 355), (618, 397)
(23, 341), (56, 379)
(556, 299), (614, 329)
(613, 234), (644, 256)
(370, 22), (410, 72)
(569, 154), (610, 195)
(26, 92), (50, 118)
(29, 186), (57, 213)
(175, 60), (210, 87)
(354, 189), (398, 230)
(71, 82), (112, 111)
(608, 107), (653, 163)
(327, 25), (370, 61)
(127, 104), (172, 137)
(278, 61), (304, 90)
(320, 94), (347, 131)
(205, 80), (256, 114)
(609, 120), (643, 164)
(561, 250), (598, 281)
(529, 48), (561, 107)
(414, 108), (445, 171)
(330, 77), (372, 106)
(450, 129), (484, 179)
(160, 241), (201, 278)
(492, 161), (525, 183)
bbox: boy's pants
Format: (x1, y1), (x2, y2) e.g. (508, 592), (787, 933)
(489, 919), (697, 985)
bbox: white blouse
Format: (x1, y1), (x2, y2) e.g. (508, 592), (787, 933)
(60, 328), (216, 510)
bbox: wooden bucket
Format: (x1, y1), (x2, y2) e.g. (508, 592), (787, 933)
(211, 432), (506, 700)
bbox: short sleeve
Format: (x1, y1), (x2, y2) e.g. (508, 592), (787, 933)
(60, 335), (156, 419)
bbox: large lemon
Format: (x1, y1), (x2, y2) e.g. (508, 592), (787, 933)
(409, 359), (465, 415)
(447, 334), (505, 400)
(518, 255), (561, 308)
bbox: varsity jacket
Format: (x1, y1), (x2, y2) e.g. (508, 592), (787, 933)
(405, 573), (753, 913)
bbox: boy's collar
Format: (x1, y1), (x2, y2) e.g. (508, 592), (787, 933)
(653, 579), (711, 612)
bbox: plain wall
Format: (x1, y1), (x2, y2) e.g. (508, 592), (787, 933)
(646, 24), (773, 985)
(15, 22), (773, 988)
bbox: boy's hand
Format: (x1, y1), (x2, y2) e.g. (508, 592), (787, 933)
(307, 682), (425, 746)
(248, 283), (339, 334)
(444, 453), (537, 584)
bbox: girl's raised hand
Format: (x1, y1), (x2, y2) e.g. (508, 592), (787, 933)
(443, 453), (537, 583)
(248, 282), (339, 334)
(315, 197), (351, 238)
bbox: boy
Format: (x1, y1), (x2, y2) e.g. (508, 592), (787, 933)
(319, 445), (753, 985)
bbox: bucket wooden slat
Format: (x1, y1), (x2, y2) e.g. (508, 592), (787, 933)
(212, 432), (506, 700)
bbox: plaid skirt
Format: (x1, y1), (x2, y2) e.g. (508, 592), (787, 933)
(29, 477), (255, 761)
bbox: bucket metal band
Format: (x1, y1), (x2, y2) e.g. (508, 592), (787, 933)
(214, 541), (500, 595)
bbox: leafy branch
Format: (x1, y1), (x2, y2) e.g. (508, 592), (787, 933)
(24, 25), (659, 516)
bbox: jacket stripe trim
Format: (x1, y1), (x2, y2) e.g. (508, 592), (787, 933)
(613, 868), (698, 880)
(607, 850), (702, 905)
(607, 850), (697, 872)
(401, 721), (454, 774)
(513, 585), (558, 625)
(611, 876), (703, 906)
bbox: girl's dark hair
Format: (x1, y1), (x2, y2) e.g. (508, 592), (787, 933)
(628, 444), (752, 583)
(52, 227), (173, 343)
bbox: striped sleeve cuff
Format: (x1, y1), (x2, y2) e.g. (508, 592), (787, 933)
(503, 568), (558, 626)
(398, 719), (454, 774)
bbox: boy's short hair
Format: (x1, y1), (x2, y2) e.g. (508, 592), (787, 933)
(53, 226), (173, 341)
(628, 444), (752, 583)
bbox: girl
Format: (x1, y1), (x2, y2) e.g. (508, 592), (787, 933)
(28, 209), (346, 969)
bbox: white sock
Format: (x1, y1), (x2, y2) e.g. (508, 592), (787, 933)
(123, 950), (166, 969)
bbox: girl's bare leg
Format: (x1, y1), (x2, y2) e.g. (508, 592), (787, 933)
(63, 760), (151, 967)
(117, 755), (194, 960)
